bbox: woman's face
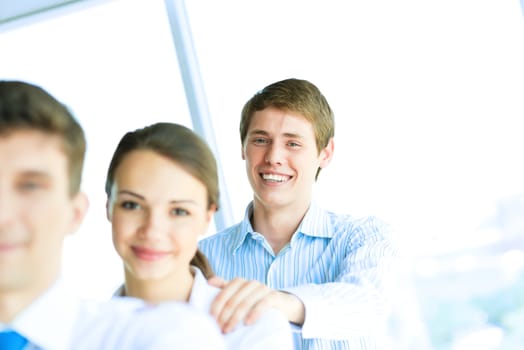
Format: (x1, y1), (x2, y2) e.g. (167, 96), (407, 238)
(107, 149), (215, 282)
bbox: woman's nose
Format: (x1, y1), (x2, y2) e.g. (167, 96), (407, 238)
(139, 209), (167, 238)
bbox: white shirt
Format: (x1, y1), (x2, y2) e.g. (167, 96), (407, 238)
(114, 267), (294, 350)
(2, 278), (225, 350)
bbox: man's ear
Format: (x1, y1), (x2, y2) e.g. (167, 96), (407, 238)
(319, 137), (335, 169)
(68, 192), (89, 235)
(241, 144), (246, 160)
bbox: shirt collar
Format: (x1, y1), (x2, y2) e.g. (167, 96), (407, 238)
(296, 200), (334, 238)
(188, 267), (219, 314)
(232, 200), (333, 253)
(113, 284), (125, 297)
(231, 202), (256, 253)
(112, 267), (218, 316)
(12, 278), (79, 350)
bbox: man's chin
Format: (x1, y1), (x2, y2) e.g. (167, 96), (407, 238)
(254, 194), (292, 210)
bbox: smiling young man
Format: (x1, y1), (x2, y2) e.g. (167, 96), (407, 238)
(199, 78), (399, 349)
(0, 80), (225, 350)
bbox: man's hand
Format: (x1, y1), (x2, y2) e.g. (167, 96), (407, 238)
(208, 277), (305, 333)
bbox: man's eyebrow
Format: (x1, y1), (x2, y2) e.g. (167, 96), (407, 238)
(248, 129), (269, 136)
(282, 132), (303, 139)
(249, 129), (303, 139)
(19, 170), (52, 179)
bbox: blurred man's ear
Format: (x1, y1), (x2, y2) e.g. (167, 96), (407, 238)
(68, 192), (89, 235)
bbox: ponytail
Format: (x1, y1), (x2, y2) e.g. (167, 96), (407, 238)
(190, 250), (215, 279)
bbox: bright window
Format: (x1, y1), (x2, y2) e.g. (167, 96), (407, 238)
(1, 1), (524, 348)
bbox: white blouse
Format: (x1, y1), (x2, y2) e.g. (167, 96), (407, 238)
(114, 267), (293, 350)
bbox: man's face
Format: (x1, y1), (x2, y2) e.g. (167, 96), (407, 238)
(0, 129), (86, 295)
(242, 107), (333, 211)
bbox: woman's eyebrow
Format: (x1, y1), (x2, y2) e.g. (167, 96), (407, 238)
(170, 199), (199, 205)
(118, 190), (199, 206)
(117, 190), (144, 200)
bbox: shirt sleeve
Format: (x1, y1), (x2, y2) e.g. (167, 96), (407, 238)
(282, 218), (400, 341)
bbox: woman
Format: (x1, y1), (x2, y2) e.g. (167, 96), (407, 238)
(105, 122), (292, 349)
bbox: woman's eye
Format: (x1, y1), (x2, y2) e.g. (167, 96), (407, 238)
(121, 201), (141, 210)
(171, 208), (189, 216)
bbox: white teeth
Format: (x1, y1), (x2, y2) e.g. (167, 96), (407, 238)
(262, 173), (288, 182)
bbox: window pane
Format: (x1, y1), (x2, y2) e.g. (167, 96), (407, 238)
(0, 0), (191, 299)
(185, 1), (524, 348)
(2, 0), (524, 348)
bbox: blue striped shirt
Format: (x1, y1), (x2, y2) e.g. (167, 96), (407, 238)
(199, 201), (399, 350)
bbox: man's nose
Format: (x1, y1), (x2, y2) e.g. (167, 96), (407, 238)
(264, 144), (285, 166)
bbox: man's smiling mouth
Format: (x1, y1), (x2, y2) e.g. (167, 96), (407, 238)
(261, 173), (291, 183)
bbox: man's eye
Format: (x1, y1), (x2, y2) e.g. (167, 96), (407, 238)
(253, 138), (268, 145)
(171, 208), (189, 216)
(288, 141), (301, 148)
(121, 201), (141, 210)
(18, 182), (41, 191)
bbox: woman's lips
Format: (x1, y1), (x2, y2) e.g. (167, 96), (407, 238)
(131, 246), (169, 261)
